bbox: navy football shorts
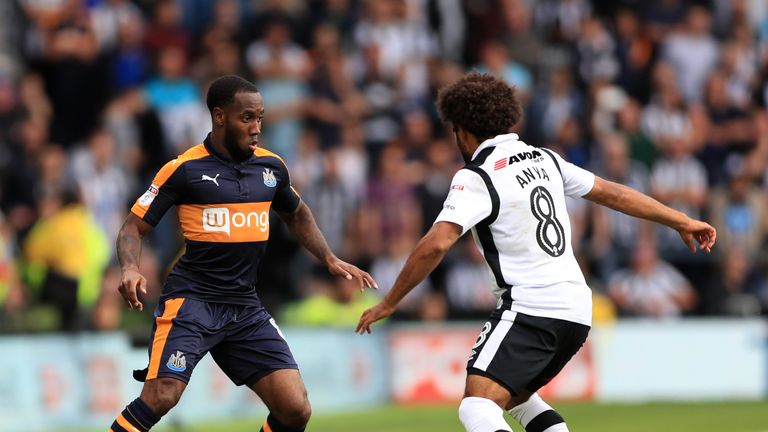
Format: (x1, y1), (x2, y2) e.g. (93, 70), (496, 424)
(467, 310), (590, 396)
(144, 298), (298, 386)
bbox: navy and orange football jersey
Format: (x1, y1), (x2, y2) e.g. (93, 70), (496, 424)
(131, 134), (300, 305)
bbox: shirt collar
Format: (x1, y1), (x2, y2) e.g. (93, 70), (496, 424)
(470, 133), (519, 161)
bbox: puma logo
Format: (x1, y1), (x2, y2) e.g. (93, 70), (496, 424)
(202, 174), (220, 186)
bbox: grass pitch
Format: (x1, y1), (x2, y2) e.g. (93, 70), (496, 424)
(144, 400), (768, 432)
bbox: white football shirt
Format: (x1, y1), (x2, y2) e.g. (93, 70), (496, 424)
(435, 133), (596, 325)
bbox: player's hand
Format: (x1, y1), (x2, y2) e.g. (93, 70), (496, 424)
(118, 267), (147, 311)
(326, 258), (378, 293)
(356, 301), (395, 335)
(678, 218), (716, 253)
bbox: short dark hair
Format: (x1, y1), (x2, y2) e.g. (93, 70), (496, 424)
(436, 72), (522, 142)
(206, 75), (259, 113)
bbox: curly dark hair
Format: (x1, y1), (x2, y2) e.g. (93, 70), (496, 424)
(436, 72), (522, 142)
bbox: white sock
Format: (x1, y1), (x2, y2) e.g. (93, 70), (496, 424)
(458, 397), (512, 432)
(508, 393), (568, 432)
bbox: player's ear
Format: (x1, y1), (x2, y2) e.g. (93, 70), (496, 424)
(212, 107), (225, 127)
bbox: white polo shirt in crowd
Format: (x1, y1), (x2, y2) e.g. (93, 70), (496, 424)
(435, 133), (596, 326)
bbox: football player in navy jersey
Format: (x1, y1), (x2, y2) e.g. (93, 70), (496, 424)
(109, 75), (377, 432)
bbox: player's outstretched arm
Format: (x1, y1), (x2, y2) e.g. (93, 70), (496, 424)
(116, 213), (153, 311)
(277, 200), (378, 292)
(583, 176), (716, 253)
(356, 221), (462, 334)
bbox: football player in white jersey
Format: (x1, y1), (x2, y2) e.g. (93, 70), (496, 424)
(356, 72), (716, 432)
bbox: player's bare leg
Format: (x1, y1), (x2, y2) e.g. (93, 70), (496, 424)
(109, 377), (186, 431)
(140, 377), (186, 416)
(251, 369), (311, 432)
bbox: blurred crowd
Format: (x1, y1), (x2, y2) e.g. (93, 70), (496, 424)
(1, 0), (768, 333)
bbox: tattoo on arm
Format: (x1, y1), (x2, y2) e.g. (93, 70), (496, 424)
(116, 228), (143, 270)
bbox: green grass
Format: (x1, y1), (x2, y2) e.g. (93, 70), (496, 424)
(107, 400), (768, 432)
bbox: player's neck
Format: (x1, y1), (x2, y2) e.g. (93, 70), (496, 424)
(457, 129), (481, 163)
(209, 131), (249, 163)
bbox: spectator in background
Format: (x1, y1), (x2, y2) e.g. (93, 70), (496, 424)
(17, 0), (73, 62)
(354, 0), (436, 102)
(416, 139), (462, 235)
(550, 116), (589, 168)
(300, 149), (359, 256)
(110, 9), (149, 92)
(289, 128), (326, 192)
(574, 15), (619, 88)
(642, 0), (688, 43)
(36, 143), (73, 207)
(427, 0), (465, 64)
(708, 158), (766, 258)
(245, 14), (310, 165)
(280, 267), (379, 327)
(526, 67), (584, 147)
(0, 76), (25, 172)
(474, 39), (532, 100)
(1, 116), (49, 241)
(41, 9), (110, 148)
(90, 264), (125, 331)
(662, 5), (719, 104)
(398, 107), (435, 161)
(102, 87), (153, 177)
(143, 45), (210, 158)
(192, 0), (249, 86)
(616, 97), (656, 170)
(700, 247), (763, 316)
(699, 70), (756, 185)
(0, 211), (24, 330)
(198, 0), (246, 54)
(641, 61), (692, 154)
(143, 0), (190, 61)
(333, 122), (370, 204)
(71, 128), (133, 253)
(305, 0), (359, 46)
(649, 118), (708, 259)
(88, 0), (143, 53)
(613, 7), (655, 103)
(590, 81), (628, 139)
(370, 230), (431, 316)
(361, 143), (421, 258)
(304, 23), (366, 150)
(719, 38), (756, 110)
(608, 240), (697, 318)
(92, 245), (161, 331)
(500, 0), (545, 73)
(533, 0), (592, 44)
(416, 290), (448, 322)
(17, 72), (52, 125)
(354, 41), (401, 159)
(591, 133), (652, 279)
(192, 38), (247, 88)
(22, 187), (110, 332)
(444, 236), (496, 319)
